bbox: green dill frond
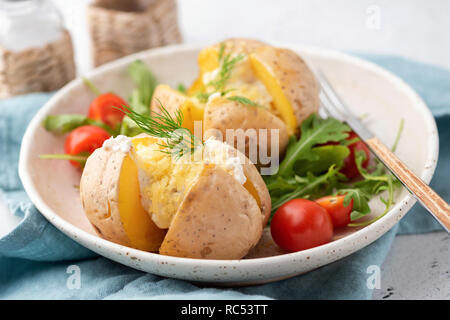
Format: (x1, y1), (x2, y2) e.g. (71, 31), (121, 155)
(207, 43), (244, 94)
(217, 42), (226, 62)
(196, 92), (212, 103)
(227, 95), (260, 107)
(120, 101), (203, 158)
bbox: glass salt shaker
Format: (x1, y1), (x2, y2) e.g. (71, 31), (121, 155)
(0, 0), (75, 97)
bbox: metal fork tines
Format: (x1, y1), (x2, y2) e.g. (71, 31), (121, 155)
(317, 69), (374, 141)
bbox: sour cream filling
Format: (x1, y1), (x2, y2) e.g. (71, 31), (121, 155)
(202, 137), (247, 185)
(102, 135), (132, 153)
(202, 68), (220, 85)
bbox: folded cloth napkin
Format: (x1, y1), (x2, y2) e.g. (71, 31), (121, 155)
(0, 55), (447, 299)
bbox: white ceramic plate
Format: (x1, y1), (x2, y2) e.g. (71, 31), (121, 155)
(19, 44), (439, 285)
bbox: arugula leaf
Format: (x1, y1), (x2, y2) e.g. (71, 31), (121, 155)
(265, 115), (404, 228)
(336, 188), (372, 221)
(293, 145), (350, 176)
(345, 151), (398, 226)
(270, 165), (342, 214)
(42, 114), (117, 135)
(278, 114), (350, 176)
(264, 175), (299, 198)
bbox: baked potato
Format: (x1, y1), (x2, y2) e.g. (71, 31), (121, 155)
(80, 134), (271, 259)
(249, 45), (320, 134)
(150, 38), (319, 165)
(151, 84), (203, 135)
(188, 38), (267, 95)
(203, 96), (289, 166)
(79, 135), (166, 252)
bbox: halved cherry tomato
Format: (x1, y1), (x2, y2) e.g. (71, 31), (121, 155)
(270, 199), (333, 252)
(316, 195), (353, 228)
(64, 125), (110, 167)
(88, 93), (128, 128)
(341, 131), (370, 179)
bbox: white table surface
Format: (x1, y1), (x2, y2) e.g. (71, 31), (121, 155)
(1, 0), (448, 299)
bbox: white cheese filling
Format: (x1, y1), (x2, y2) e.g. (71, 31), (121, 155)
(202, 137), (247, 185)
(102, 135), (132, 153)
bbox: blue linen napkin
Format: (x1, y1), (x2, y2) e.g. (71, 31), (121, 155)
(0, 55), (447, 299)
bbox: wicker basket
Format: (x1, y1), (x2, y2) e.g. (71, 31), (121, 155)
(88, 0), (182, 67)
(0, 29), (76, 99)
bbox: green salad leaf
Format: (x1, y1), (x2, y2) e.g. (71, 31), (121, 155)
(278, 114), (350, 176)
(177, 83), (186, 94)
(42, 114), (117, 136)
(293, 145), (350, 176)
(268, 165), (344, 217)
(121, 60), (158, 136)
(266, 114), (404, 227)
(39, 151), (90, 168)
(127, 60), (158, 107)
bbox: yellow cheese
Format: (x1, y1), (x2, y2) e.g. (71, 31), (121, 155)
(131, 136), (261, 230)
(118, 154), (166, 251)
(132, 140), (203, 229)
(249, 54), (297, 135)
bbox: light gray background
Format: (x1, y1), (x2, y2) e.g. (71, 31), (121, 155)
(1, 0), (448, 299)
(53, 0), (450, 74)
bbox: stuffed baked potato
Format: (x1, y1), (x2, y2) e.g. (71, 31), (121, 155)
(80, 134), (271, 259)
(151, 38), (320, 165)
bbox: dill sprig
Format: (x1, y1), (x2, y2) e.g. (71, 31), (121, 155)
(120, 101), (203, 158)
(196, 92), (212, 103)
(208, 43), (244, 94)
(227, 95), (260, 107)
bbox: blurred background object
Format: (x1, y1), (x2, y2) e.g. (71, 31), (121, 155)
(88, 0), (182, 67)
(0, 0), (75, 98)
(50, 0), (450, 75)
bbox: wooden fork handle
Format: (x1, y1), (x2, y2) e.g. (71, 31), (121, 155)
(366, 137), (450, 232)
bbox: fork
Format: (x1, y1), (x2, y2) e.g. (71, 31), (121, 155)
(316, 69), (450, 233)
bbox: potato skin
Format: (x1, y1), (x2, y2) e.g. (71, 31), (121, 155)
(159, 166), (264, 259)
(80, 147), (130, 246)
(250, 46), (320, 126)
(151, 84), (187, 116)
(80, 138), (166, 252)
(203, 98), (289, 164)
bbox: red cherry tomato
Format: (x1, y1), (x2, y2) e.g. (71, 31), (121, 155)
(319, 131), (370, 179)
(316, 195), (353, 228)
(88, 93), (128, 128)
(340, 131), (370, 179)
(270, 199), (333, 252)
(323, 131), (371, 179)
(64, 125), (110, 167)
